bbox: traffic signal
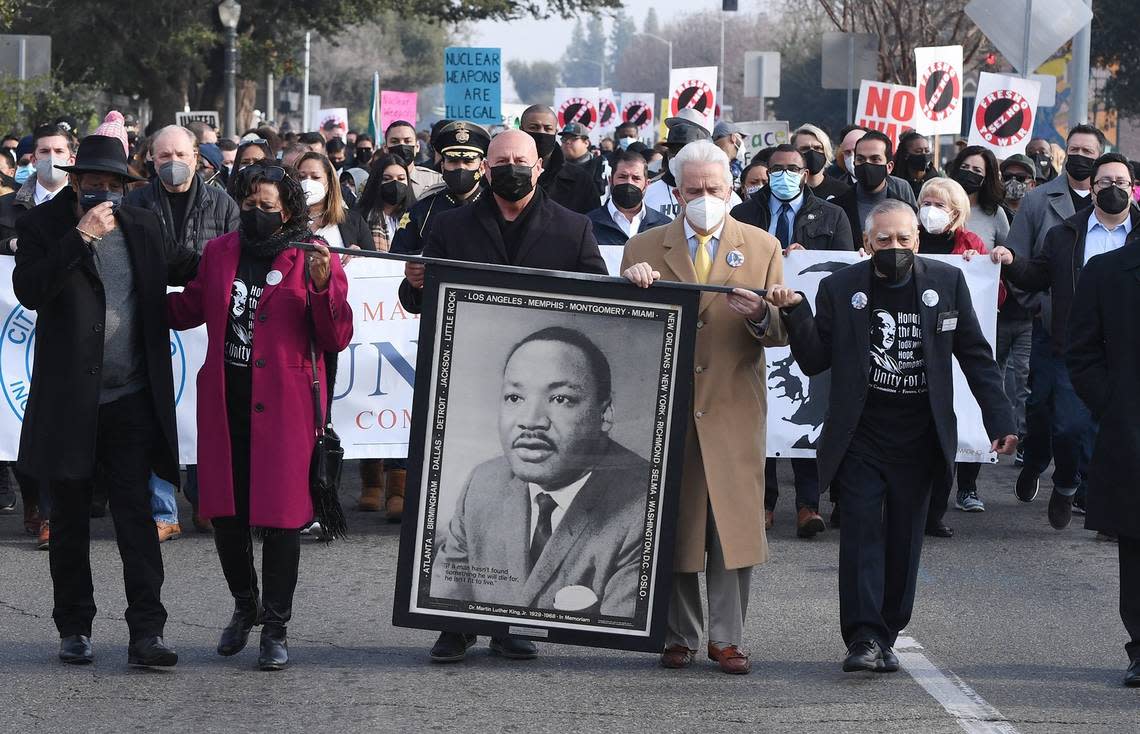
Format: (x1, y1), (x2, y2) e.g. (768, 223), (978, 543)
(723, 0), (738, 10)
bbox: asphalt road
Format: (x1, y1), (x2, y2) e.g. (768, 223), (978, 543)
(1, 458), (1136, 733)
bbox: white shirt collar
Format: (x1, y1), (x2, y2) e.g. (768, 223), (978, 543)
(1088, 210), (1134, 234)
(607, 198), (644, 231)
(34, 180), (61, 205)
(683, 218), (724, 242)
(527, 472), (592, 538)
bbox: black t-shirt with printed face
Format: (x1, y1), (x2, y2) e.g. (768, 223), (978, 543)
(224, 251), (273, 435)
(848, 273), (937, 461)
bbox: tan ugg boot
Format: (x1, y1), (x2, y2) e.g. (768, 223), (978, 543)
(385, 468), (406, 523)
(358, 459), (385, 512)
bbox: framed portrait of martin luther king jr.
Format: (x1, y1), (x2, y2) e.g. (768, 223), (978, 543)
(393, 263), (697, 652)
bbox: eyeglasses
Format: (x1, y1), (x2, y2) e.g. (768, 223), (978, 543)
(768, 165), (804, 174)
(1093, 177), (1134, 190)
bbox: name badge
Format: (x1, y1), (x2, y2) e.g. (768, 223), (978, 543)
(937, 310), (959, 333)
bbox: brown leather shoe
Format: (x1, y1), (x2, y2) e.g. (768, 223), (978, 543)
(357, 460), (384, 512)
(660, 645), (696, 669)
(796, 507), (826, 538)
(708, 642), (751, 674)
(36, 521), (49, 550)
(156, 521), (182, 543)
(385, 468), (406, 523)
(764, 510), (774, 530)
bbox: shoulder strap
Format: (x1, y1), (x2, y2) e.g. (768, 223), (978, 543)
(303, 260), (325, 436)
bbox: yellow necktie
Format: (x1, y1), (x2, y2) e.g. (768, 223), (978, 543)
(694, 233), (712, 284)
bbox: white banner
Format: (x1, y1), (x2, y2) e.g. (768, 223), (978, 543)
(597, 88), (618, 140)
(736, 120), (791, 167)
(765, 250), (1000, 463)
(0, 258), (418, 464)
(620, 92), (656, 144)
(913, 45), (964, 136)
(967, 72), (1042, 157)
(669, 66), (718, 133)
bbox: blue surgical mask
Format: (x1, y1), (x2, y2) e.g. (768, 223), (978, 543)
(14, 164), (34, 184)
(618, 136), (637, 150)
(769, 170), (803, 201)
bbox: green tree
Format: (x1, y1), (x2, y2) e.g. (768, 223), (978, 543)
(0, 73), (98, 134)
(608, 11), (637, 84)
(561, 19), (608, 88)
(1092, 0), (1140, 118)
(644, 7), (661, 36)
(506, 60), (561, 104)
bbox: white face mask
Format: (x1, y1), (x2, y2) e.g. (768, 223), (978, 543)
(844, 152), (856, 177)
(918, 205), (952, 235)
(683, 194), (727, 232)
(34, 155), (70, 188)
(301, 178), (327, 206)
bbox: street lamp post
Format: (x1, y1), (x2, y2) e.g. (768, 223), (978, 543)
(218, 0), (242, 138)
(634, 32), (673, 89)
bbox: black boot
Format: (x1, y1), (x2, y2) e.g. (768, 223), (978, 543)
(213, 521), (261, 656)
(258, 530), (300, 671)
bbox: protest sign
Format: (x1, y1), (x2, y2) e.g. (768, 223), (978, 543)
(598, 88), (618, 139)
(444, 46), (501, 127)
(555, 87), (601, 142)
(620, 92), (656, 143)
(313, 108), (349, 140)
(854, 80), (917, 150)
(967, 72), (1042, 157)
(668, 66), (717, 132)
(913, 45), (964, 136)
(736, 120), (790, 166)
(175, 110), (219, 129)
(380, 90), (418, 135)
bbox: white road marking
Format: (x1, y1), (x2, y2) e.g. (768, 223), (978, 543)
(895, 634), (1021, 734)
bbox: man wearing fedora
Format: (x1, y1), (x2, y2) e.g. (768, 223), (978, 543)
(12, 114), (198, 667)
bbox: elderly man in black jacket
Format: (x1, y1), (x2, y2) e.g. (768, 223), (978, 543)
(1067, 230), (1140, 687)
(991, 152), (1138, 530)
(732, 143), (854, 538)
(400, 128), (606, 662)
(767, 199), (1016, 673)
(13, 133), (198, 668)
(125, 124), (239, 537)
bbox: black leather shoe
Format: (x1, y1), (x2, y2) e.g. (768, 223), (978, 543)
(127, 636), (177, 667)
(1048, 489), (1073, 530)
(217, 603), (261, 657)
(925, 521), (954, 538)
(880, 647), (900, 673)
(59, 634), (93, 665)
(1015, 467), (1040, 503)
(489, 635), (538, 660)
(1125, 659), (1140, 687)
(429, 632), (477, 663)
(258, 624), (288, 671)
(842, 639), (884, 672)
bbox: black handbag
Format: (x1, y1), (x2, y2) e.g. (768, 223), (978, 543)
(305, 261), (347, 539)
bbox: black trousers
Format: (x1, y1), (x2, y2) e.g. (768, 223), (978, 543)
(48, 390), (166, 641)
(928, 462), (981, 525)
(212, 424), (300, 629)
(764, 458), (821, 511)
(1120, 535), (1140, 663)
(835, 447), (941, 649)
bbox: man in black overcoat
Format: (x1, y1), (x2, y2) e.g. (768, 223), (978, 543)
(1066, 231), (1140, 687)
(13, 132), (197, 667)
(766, 199), (1017, 673)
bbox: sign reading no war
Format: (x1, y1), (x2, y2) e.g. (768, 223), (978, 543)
(444, 46), (501, 127)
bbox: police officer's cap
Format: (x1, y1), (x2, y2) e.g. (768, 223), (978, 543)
(435, 121), (490, 160)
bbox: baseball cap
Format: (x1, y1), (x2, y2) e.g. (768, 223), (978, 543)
(559, 122), (590, 138)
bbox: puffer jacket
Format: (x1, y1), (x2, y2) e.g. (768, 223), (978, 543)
(125, 172), (240, 253)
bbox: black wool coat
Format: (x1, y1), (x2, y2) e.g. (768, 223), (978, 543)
(12, 188), (199, 483)
(781, 256), (1014, 491)
(1066, 239), (1140, 538)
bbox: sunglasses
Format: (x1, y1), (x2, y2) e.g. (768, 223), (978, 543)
(238, 163), (289, 184)
(1002, 174), (1030, 183)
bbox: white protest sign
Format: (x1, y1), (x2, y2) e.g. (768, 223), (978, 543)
(175, 110), (220, 130)
(764, 250), (1001, 463)
(736, 120), (791, 166)
(555, 87), (601, 143)
(669, 66), (718, 133)
(967, 72), (1041, 156)
(598, 88), (619, 140)
(913, 45), (964, 136)
(620, 92), (656, 144)
(854, 80), (918, 151)
(312, 107), (349, 140)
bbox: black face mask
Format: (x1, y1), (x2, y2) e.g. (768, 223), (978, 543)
(1096, 185), (1131, 215)
(389, 144), (416, 165)
(1033, 154), (1054, 177)
(611, 182), (643, 209)
(380, 179), (408, 206)
(526, 131), (558, 160)
(953, 169), (985, 195)
(442, 167), (480, 196)
(872, 247), (915, 285)
(489, 164), (535, 202)
(354, 148), (373, 165)
(240, 207), (283, 241)
(905, 152), (930, 172)
(854, 162), (888, 190)
(802, 149), (827, 175)
(1065, 154), (1096, 182)
(79, 189), (123, 213)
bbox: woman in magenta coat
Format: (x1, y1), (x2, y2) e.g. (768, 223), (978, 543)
(167, 163), (353, 671)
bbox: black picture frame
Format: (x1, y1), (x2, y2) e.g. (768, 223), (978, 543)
(392, 263), (698, 652)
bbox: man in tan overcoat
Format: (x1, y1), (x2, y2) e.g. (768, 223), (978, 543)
(622, 140), (787, 674)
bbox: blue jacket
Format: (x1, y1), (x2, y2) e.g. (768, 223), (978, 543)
(586, 201), (671, 246)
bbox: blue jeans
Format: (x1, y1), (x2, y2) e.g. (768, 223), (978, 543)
(149, 473), (179, 524)
(1021, 322), (1095, 492)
